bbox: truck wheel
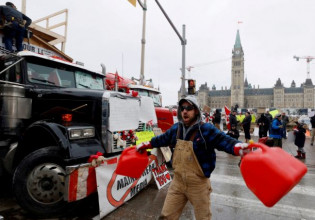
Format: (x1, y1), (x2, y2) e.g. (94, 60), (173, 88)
(12, 146), (68, 217)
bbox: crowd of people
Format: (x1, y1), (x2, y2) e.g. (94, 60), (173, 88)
(201, 107), (312, 160)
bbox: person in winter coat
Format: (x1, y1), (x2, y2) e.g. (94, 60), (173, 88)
(310, 115), (315, 146)
(213, 109), (221, 130)
(265, 111), (273, 123)
(242, 111), (252, 143)
(136, 95), (249, 220)
(0, 2), (32, 52)
(229, 110), (238, 127)
(265, 110), (273, 134)
(269, 114), (283, 148)
(281, 112), (289, 139)
(257, 113), (270, 138)
(294, 122), (306, 159)
(227, 124), (240, 140)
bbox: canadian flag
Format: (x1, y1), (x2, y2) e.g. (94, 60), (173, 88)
(224, 106), (231, 130)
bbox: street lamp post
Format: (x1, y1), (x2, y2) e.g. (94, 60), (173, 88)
(154, 0), (187, 98)
(137, 0), (147, 85)
(137, 0), (187, 97)
(181, 24), (186, 98)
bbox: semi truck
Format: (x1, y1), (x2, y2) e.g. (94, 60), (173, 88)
(0, 51), (157, 216)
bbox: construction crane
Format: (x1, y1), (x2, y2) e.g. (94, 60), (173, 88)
(293, 55), (315, 79)
(186, 57), (231, 73)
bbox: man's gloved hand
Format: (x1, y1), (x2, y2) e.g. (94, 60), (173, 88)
(234, 143), (250, 157)
(136, 141), (152, 153)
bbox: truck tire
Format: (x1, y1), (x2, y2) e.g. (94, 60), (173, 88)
(12, 146), (68, 217)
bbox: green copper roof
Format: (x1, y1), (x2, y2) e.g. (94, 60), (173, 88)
(234, 29), (242, 48)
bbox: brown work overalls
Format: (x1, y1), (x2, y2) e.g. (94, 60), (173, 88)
(159, 129), (212, 220)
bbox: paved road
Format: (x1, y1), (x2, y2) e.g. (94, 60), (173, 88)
(103, 136), (315, 220)
(1, 135), (315, 220)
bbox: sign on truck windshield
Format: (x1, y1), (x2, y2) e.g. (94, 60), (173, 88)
(76, 71), (104, 90)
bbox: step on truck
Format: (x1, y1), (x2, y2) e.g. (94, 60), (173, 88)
(0, 50), (156, 217)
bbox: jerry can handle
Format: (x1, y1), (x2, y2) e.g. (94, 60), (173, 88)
(247, 142), (269, 153)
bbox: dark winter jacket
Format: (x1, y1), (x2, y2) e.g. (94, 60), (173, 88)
(227, 128), (240, 140)
(265, 113), (273, 124)
(230, 114), (237, 126)
(294, 125), (306, 148)
(242, 115), (251, 130)
(0, 6), (32, 28)
(270, 118), (283, 139)
(151, 122), (240, 178)
(281, 115), (289, 126)
(310, 116), (315, 128)
(213, 110), (221, 124)
(257, 114), (270, 132)
(151, 96), (240, 178)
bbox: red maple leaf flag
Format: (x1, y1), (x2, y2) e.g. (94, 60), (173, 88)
(224, 106), (231, 130)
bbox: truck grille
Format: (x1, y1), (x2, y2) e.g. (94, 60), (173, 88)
(112, 121), (144, 150)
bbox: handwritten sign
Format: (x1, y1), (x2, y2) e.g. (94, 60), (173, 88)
(152, 163), (172, 190)
(136, 131), (155, 145)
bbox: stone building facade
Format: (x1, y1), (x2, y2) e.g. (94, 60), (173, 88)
(196, 30), (315, 110)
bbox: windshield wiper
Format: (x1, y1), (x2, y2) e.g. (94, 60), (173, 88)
(79, 83), (90, 89)
(32, 78), (55, 85)
(154, 102), (161, 107)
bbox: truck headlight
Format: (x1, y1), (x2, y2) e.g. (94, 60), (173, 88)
(68, 127), (95, 140)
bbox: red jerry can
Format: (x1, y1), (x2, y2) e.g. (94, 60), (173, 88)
(115, 147), (149, 178)
(240, 142), (307, 207)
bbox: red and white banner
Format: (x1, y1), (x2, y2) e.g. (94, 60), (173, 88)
(96, 155), (158, 218)
(152, 163), (172, 190)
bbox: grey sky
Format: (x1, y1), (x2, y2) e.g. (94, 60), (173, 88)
(11, 0), (315, 106)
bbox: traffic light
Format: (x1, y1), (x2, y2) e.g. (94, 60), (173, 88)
(187, 79), (196, 95)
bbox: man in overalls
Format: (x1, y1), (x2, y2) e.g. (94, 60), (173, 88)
(137, 95), (248, 220)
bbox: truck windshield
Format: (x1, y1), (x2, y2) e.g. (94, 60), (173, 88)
(27, 61), (104, 90)
(136, 89), (162, 107)
(75, 70), (104, 90)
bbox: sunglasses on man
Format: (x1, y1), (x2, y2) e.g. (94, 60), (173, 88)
(180, 105), (195, 112)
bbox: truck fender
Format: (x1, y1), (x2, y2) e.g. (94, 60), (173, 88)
(26, 121), (71, 150)
(3, 142), (18, 174)
(14, 122), (71, 167)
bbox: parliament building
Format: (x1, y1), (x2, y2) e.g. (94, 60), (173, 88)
(196, 30), (315, 110)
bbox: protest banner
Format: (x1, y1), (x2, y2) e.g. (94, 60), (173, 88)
(136, 131), (155, 145)
(96, 155), (158, 218)
(152, 163), (172, 190)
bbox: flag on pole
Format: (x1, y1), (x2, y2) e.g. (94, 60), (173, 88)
(128, 0), (137, 7)
(224, 106), (231, 130)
